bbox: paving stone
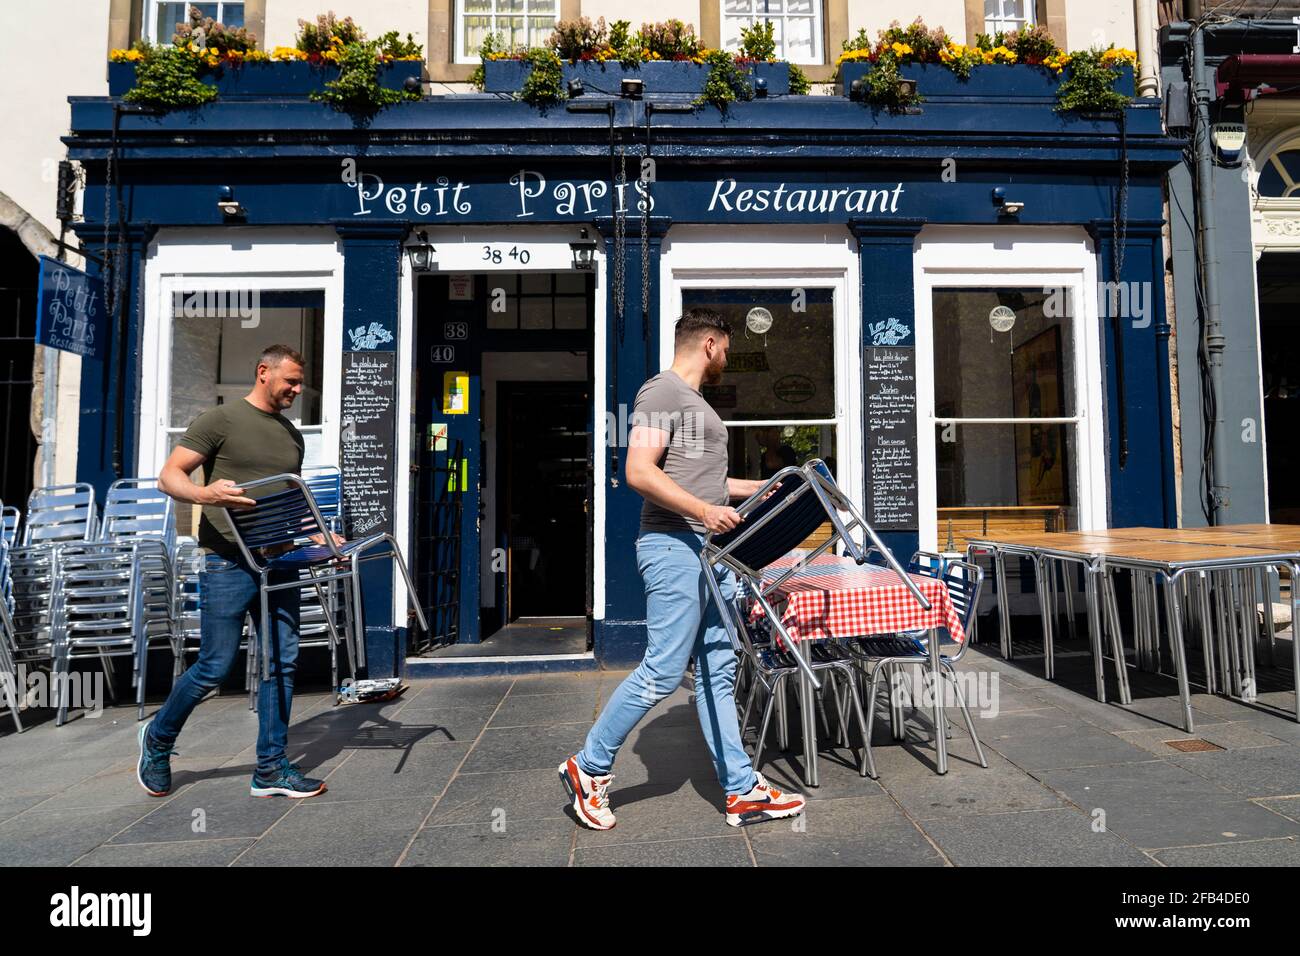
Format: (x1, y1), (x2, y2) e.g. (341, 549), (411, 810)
(233, 798), (431, 866)
(1113, 722), (1287, 756)
(980, 709), (1154, 770)
(402, 817), (575, 866)
(1256, 795), (1300, 823)
(75, 838), (256, 866)
(319, 740), (471, 799)
(1150, 837), (1300, 866)
(0, 792), (58, 824)
(458, 723), (591, 773)
(0, 755), (123, 796)
(1169, 745), (1300, 798)
(876, 746), (1068, 819)
(106, 777), (298, 844)
(428, 769), (571, 826)
(749, 795), (946, 867)
(0, 805), (158, 865)
(921, 807), (1155, 866)
(400, 678), (515, 710)
(506, 673), (607, 697)
(1036, 760), (1300, 849)
(573, 834), (753, 867)
(489, 692), (599, 729)
(571, 784), (728, 847)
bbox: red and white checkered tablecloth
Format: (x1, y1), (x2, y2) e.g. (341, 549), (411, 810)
(748, 554), (964, 645)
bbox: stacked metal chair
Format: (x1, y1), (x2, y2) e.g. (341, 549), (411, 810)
(843, 553), (989, 774)
(702, 459), (929, 780)
(0, 502), (23, 732)
(49, 479), (177, 724)
(7, 484), (99, 682)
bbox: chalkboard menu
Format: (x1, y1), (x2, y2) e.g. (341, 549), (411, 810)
(864, 347), (918, 530)
(341, 351), (396, 538)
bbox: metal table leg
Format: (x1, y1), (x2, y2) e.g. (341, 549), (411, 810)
(930, 627), (947, 774)
(995, 551), (1012, 660)
(1083, 563), (1106, 704)
(794, 638), (818, 788)
(1163, 573), (1195, 733)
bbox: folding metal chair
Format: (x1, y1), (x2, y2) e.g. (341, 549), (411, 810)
(222, 473), (428, 683)
(702, 459), (930, 782)
(50, 479), (176, 724)
(0, 509), (23, 732)
(845, 558), (989, 775)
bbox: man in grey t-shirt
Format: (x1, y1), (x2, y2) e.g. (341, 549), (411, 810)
(559, 308), (806, 831)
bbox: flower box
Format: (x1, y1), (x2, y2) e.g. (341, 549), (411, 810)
(108, 59), (423, 98)
(482, 59), (790, 97)
(838, 61), (1135, 100)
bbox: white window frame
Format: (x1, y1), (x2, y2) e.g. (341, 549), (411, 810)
(659, 225), (863, 514)
(984, 0), (1037, 34)
(454, 0), (560, 65)
(146, 1), (246, 47)
(722, 1), (824, 66)
(913, 226), (1106, 552)
(138, 228), (344, 484)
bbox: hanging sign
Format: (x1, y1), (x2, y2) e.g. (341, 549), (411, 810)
(35, 256), (106, 360)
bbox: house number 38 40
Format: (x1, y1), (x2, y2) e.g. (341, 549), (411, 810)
(444, 322), (468, 340)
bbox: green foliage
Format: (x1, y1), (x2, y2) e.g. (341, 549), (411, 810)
(310, 41), (418, 114)
(518, 48), (567, 106)
(296, 12), (364, 54)
(469, 32), (505, 90)
(639, 19), (699, 60)
(173, 5), (257, 52)
(876, 17), (950, 61)
(739, 19), (777, 61)
(123, 44), (217, 109)
(842, 28), (872, 52)
(1005, 23), (1059, 63)
(1055, 47), (1130, 112)
(608, 20), (639, 66)
(695, 48), (752, 110)
(549, 16), (607, 60)
(787, 62), (811, 95)
(859, 52), (921, 113)
(376, 30), (423, 59)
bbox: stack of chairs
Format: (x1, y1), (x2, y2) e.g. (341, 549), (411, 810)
(47, 479), (177, 725)
(0, 502), (23, 732)
(8, 484), (99, 681)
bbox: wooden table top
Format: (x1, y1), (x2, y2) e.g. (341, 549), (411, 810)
(965, 524), (1300, 566)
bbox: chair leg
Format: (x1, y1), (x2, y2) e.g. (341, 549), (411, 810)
(98, 647), (118, 703)
(841, 666), (876, 778)
(943, 661), (989, 768)
(136, 642), (148, 721)
(864, 664), (886, 762)
(739, 673), (760, 741)
(775, 677), (789, 751)
(752, 675), (781, 775)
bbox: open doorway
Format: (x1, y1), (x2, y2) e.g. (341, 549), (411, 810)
(1258, 252), (1300, 523)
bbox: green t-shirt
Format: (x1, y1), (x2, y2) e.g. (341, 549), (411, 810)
(177, 399), (305, 560)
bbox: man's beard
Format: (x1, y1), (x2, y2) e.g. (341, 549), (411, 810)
(704, 356), (725, 385)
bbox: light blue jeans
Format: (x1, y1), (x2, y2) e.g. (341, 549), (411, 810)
(578, 530), (758, 796)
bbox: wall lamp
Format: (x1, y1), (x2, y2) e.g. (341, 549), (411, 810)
(407, 230), (437, 272)
(992, 186), (1025, 217)
(569, 228), (598, 271)
(621, 78), (644, 99)
(217, 185), (246, 218)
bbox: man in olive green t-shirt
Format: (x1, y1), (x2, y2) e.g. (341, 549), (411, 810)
(138, 344), (328, 800)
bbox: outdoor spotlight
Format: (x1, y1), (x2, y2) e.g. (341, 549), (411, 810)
(991, 186), (1024, 217)
(403, 75), (424, 94)
(621, 77), (644, 99)
(567, 78), (585, 97)
(849, 78), (865, 101)
(896, 77), (917, 99)
(406, 230), (437, 272)
(754, 76), (768, 97)
(569, 227), (598, 271)
(217, 185), (245, 218)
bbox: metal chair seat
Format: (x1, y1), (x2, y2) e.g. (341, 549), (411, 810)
(265, 536), (374, 567)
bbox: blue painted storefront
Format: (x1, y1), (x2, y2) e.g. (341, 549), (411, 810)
(64, 80), (1183, 672)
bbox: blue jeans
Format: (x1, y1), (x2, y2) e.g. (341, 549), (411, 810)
(151, 553), (301, 777)
(578, 531), (758, 797)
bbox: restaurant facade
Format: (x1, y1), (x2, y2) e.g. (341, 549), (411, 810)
(62, 68), (1183, 675)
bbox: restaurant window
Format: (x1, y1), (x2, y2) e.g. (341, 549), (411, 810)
(148, 1), (244, 46)
(681, 287), (837, 481)
(931, 287), (1077, 550)
(984, 0), (1035, 33)
(722, 1), (823, 65)
(456, 0), (558, 63)
(166, 290), (326, 536)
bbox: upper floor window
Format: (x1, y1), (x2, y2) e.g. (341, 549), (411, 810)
(148, 2), (245, 46)
(1257, 146), (1300, 199)
(722, 0), (823, 66)
(456, 0), (558, 64)
(984, 0), (1036, 34)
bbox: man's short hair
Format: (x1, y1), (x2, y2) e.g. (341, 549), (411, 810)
(257, 343), (306, 372)
(674, 308), (732, 350)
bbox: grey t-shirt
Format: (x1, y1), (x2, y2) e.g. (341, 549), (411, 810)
(634, 369), (730, 533)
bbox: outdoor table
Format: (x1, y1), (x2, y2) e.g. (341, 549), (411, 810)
(753, 554), (965, 782)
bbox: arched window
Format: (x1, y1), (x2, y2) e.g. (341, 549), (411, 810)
(1256, 144), (1300, 199)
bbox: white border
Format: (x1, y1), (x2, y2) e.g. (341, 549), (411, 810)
(401, 225), (607, 624)
(658, 225), (863, 512)
(138, 227), (345, 477)
(913, 225), (1107, 550)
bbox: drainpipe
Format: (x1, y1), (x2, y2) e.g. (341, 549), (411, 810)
(1135, 0), (1159, 97)
(1188, 2), (1230, 523)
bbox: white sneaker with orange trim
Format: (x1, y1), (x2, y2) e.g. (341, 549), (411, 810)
(725, 772), (806, 827)
(558, 755), (616, 830)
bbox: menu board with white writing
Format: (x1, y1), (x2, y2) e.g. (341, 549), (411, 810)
(341, 351), (396, 538)
(864, 347), (918, 531)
